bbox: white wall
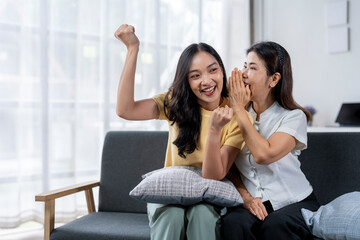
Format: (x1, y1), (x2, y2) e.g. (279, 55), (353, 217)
(253, 0), (360, 126)
(226, 0), (251, 71)
(218, 0), (251, 75)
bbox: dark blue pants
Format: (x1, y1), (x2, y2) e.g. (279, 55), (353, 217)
(222, 193), (320, 240)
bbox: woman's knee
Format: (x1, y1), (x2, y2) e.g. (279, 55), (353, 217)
(259, 214), (293, 239)
(160, 206), (185, 222)
(149, 204), (185, 226)
(260, 210), (313, 240)
(261, 214), (284, 229)
(187, 204), (218, 223)
(149, 206), (186, 240)
(223, 208), (255, 229)
(222, 208), (258, 240)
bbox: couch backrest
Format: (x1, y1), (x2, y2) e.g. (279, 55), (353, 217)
(98, 131), (168, 213)
(98, 131), (360, 212)
(300, 132), (360, 205)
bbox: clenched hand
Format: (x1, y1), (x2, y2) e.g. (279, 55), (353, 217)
(114, 24), (139, 50)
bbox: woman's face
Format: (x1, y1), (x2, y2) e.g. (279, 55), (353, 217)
(187, 51), (224, 111)
(242, 51), (273, 102)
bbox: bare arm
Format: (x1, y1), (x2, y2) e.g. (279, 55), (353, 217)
(227, 166), (268, 220)
(229, 69), (296, 165)
(202, 106), (240, 180)
(114, 24), (159, 120)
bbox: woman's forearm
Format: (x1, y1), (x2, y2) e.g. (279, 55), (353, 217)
(202, 132), (240, 180)
(227, 166), (268, 220)
(202, 128), (225, 180)
(234, 109), (274, 164)
(227, 166), (253, 201)
(202, 106), (238, 180)
(116, 47), (139, 118)
(235, 108), (296, 165)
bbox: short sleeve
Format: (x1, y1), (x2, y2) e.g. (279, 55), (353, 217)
(276, 109), (307, 151)
(152, 92), (168, 120)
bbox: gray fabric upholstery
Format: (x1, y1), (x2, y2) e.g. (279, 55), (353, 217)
(300, 132), (360, 205)
(50, 131), (360, 240)
(98, 131), (168, 213)
(50, 212), (150, 240)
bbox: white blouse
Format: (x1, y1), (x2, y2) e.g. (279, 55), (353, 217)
(235, 101), (313, 210)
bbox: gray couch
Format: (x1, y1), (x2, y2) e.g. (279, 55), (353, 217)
(35, 131), (360, 240)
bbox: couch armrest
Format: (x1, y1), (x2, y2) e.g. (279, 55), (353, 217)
(35, 180), (100, 240)
(35, 180), (100, 202)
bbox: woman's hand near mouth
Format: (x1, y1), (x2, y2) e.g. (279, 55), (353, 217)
(229, 68), (251, 113)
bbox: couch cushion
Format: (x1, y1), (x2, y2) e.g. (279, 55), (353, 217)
(99, 131), (168, 213)
(50, 212), (150, 240)
(301, 191), (360, 240)
(130, 166), (243, 207)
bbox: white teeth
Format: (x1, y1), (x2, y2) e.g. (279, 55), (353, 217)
(202, 86), (215, 92)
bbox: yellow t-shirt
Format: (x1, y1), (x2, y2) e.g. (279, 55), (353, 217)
(152, 92), (250, 168)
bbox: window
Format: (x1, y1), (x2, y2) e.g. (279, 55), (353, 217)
(0, 0), (249, 228)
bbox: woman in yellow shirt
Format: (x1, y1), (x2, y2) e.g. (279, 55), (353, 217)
(114, 24), (249, 240)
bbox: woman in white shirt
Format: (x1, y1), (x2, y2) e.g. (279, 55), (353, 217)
(222, 41), (320, 239)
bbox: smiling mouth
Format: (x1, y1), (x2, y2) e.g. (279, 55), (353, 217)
(201, 86), (216, 96)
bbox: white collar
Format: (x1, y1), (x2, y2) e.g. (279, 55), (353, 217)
(249, 101), (279, 124)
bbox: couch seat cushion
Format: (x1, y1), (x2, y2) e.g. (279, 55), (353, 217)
(50, 212), (150, 240)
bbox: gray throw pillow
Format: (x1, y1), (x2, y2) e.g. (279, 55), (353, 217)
(129, 166), (243, 207)
(301, 191), (360, 240)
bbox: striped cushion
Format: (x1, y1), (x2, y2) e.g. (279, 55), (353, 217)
(129, 166), (243, 207)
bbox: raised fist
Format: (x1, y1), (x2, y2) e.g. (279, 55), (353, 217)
(209, 105), (233, 131)
(114, 24), (140, 50)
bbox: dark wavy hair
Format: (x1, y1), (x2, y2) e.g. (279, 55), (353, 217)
(164, 43), (228, 158)
(247, 41), (311, 121)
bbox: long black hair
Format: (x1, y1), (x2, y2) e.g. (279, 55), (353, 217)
(164, 43), (228, 158)
(247, 41), (311, 121)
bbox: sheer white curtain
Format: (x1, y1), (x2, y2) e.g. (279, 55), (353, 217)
(0, 0), (249, 229)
